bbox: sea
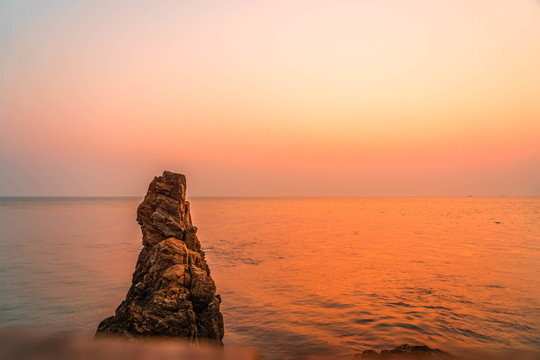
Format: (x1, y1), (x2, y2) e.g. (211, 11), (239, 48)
(0, 197), (539, 359)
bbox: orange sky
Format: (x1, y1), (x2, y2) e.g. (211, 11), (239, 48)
(0, 0), (539, 196)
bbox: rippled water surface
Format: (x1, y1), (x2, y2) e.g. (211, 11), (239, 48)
(0, 197), (539, 359)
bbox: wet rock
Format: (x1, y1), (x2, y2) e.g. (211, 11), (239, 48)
(96, 171), (224, 343)
(357, 344), (452, 358)
(358, 349), (379, 358)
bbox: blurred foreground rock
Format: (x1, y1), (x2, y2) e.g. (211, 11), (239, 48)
(1, 330), (538, 360)
(96, 171), (224, 342)
(0, 328), (257, 360)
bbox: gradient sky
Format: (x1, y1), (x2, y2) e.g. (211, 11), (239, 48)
(1, 0), (539, 196)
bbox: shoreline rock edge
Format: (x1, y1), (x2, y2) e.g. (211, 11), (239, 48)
(96, 171), (224, 343)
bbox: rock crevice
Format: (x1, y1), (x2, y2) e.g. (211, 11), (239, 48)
(96, 171), (224, 342)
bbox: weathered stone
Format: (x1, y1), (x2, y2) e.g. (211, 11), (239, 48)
(96, 171), (224, 343)
(357, 344), (452, 358)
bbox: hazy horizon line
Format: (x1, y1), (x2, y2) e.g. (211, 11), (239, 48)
(1, 195), (538, 199)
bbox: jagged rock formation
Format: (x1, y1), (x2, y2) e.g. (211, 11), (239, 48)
(96, 171), (224, 342)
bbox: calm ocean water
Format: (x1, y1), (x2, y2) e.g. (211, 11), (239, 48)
(0, 197), (539, 359)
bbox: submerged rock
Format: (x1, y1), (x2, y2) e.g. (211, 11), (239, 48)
(96, 171), (224, 343)
(357, 344), (452, 358)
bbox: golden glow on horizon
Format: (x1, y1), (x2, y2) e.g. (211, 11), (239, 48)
(0, 0), (538, 196)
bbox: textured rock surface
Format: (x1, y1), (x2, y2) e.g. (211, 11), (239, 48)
(96, 171), (224, 342)
(357, 344), (452, 358)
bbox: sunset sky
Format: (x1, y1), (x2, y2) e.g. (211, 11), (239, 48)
(1, 0), (539, 196)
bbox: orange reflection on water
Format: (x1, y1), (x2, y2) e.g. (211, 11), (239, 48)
(191, 197), (540, 359)
(1, 197), (538, 360)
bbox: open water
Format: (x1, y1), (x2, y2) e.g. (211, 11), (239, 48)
(0, 197), (539, 359)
